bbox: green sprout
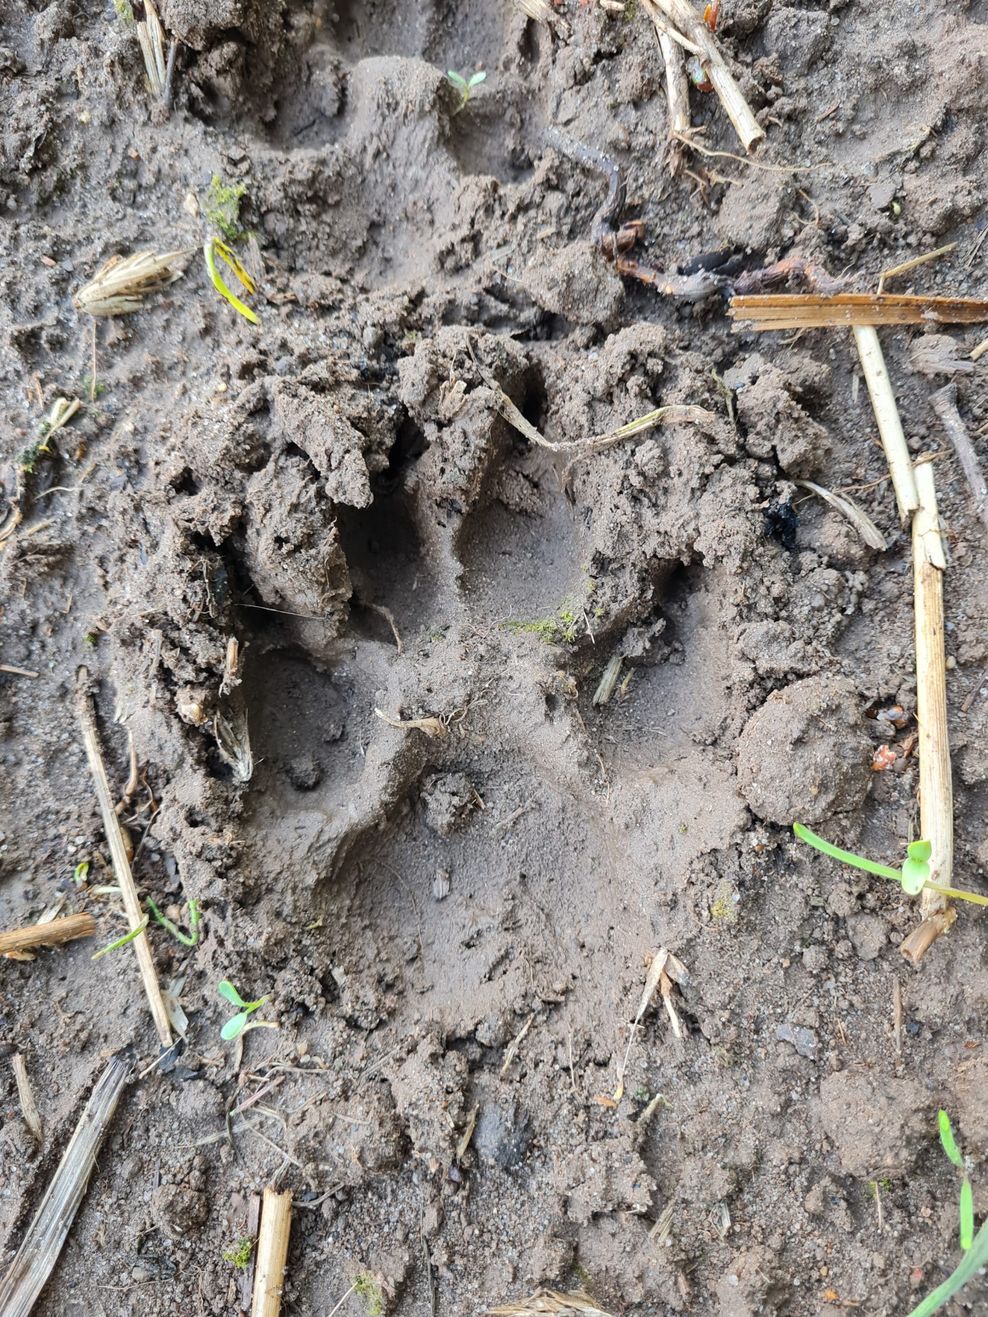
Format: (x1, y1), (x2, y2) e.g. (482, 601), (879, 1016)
(938, 1110), (974, 1252)
(72, 860), (90, 885)
(223, 1236), (253, 1271)
(206, 175), (247, 243)
(218, 979), (274, 1041)
(908, 1111), (986, 1316)
(91, 916), (149, 961)
(354, 1272), (385, 1317)
(446, 69), (486, 114)
(793, 823), (988, 908)
(146, 896), (201, 947)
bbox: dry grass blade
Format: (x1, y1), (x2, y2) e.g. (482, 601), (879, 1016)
(794, 480), (886, 551)
(12, 1054), (43, 1144)
(133, 0), (167, 97)
(0, 1055), (129, 1316)
(374, 707), (447, 739)
(72, 248), (190, 317)
(853, 326), (919, 522)
(488, 1290), (613, 1316)
(515, 0), (571, 37)
(877, 243), (956, 293)
(0, 912), (96, 958)
(730, 293), (988, 330)
(213, 709), (254, 782)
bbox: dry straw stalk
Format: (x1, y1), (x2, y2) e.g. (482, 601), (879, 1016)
(0, 1056), (129, 1316)
(251, 1187), (293, 1317)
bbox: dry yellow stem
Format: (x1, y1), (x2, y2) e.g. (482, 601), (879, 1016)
(251, 1188), (292, 1317)
(853, 325), (919, 523)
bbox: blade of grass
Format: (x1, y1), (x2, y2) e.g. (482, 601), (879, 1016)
(939, 1110), (964, 1168)
(959, 1178), (974, 1252)
(907, 1218), (988, 1316)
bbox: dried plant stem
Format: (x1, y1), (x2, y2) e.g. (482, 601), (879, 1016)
(901, 460), (954, 963)
(12, 1054), (43, 1144)
(251, 1187), (292, 1317)
(0, 912), (96, 958)
(853, 326), (920, 522)
(655, 28), (691, 173)
(76, 670), (173, 1048)
(731, 293), (988, 329)
(930, 383), (988, 542)
(643, 0), (764, 152)
(0, 1056), (129, 1316)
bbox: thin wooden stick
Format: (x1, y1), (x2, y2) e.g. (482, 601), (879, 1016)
(11, 1054), (43, 1144)
(654, 27), (691, 174)
(0, 1056), (129, 1316)
(643, 0), (764, 152)
(730, 293), (988, 329)
(900, 459), (954, 964)
(251, 1187), (292, 1317)
(930, 384), (988, 542)
(0, 912), (96, 958)
(853, 326), (920, 522)
(76, 669), (172, 1048)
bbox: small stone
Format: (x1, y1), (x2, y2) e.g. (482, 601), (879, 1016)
(777, 1022), (818, 1059)
(847, 912), (886, 961)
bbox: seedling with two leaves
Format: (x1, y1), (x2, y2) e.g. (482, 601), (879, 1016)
(218, 979), (276, 1041)
(793, 823), (988, 908)
(446, 69), (486, 114)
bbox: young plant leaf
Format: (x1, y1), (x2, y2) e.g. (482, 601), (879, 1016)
(221, 1011), (250, 1041)
(218, 979), (248, 1008)
(446, 71), (468, 90)
(908, 1217), (988, 1316)
(467, 71), (487, 89)
(959, 1177), (974, 1252)
(939, 1109), (964, 1168)
(902, 839), (932, 895)
(203, 238), (259, 326)
(91, 916), (149, 961)
(792, 822), (901, 881)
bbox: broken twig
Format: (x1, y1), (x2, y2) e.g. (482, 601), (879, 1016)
(0, 912), (96, 959)
(11, 1054), (43, 1145)
(0, 1056), (129, 1316)
(930, 383), (988, 543)
(76, 670), (173, 1048)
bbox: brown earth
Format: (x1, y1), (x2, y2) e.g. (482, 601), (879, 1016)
(2, 0), (988, 1314)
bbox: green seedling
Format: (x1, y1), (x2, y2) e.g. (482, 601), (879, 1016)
(218, 979), (274, 1041)
(204, 237), (259, 326)
(446, 69), (486, 114)
(72, 860), (90, 885)
(91, 915), (149, 961)
(793, 823), (988, 908)
(908, 1111), (985, 1316)
(146, 895), (201, 947)
(504, 600), (582, 645)
(354, 1272), (385, 1316)
(938, 1110), (974, 1252)
(206, 176), (247, 243)
(223, 1236), (253, 1271)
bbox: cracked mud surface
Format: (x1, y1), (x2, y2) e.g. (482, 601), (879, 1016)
(3, 0), (988, 1313)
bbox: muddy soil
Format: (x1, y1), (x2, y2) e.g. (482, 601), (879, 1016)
(3, 1), (988, 1314)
